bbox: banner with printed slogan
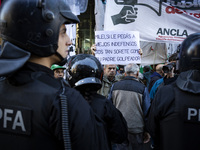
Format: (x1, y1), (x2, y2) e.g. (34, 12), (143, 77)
(104, 0), (200, 43)
(95, 31), (141, 65)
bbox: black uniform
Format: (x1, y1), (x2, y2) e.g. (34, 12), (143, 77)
(0, 62), (107, 150)
(147, 70), (200, 150)
(67, 54), (128, 150)
(89, 93), (128, 145)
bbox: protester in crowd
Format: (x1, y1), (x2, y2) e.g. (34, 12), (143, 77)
(142, 65), (153, 89)
(108, 63), (151, 150)
(98, 64), (119, 98)
(149, 52), (178, 101)
(67, 54), (128, 150)
(51, 64), (66, 79)
(148, 64), (164, 92)
(147, 33), (200, 150)
(91, 46), (143, 97)
(148, 53), (178, 149)
(116, 65), (125, 75)
(116, 65), (126, 80)
(0, 0), (109, 149)
(90, 43), (121, 98)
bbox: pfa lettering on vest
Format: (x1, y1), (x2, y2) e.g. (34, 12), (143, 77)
(184, 107), (200, 124)
(0, 105), (31, 135)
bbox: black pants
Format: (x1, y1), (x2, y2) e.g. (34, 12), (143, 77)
(113, 133), (151, 150)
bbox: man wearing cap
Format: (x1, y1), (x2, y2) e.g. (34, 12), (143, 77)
(51, 64), (66, 79)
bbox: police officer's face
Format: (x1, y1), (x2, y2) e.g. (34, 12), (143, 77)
(57, 24), (72, 59)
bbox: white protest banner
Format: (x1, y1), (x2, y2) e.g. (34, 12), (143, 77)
(104, 0), (200, 43)
(66, 24), (76, 56)
(95, 31), (141, 65)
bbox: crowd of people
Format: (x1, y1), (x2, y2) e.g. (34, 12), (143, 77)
(0, 0), (200, 150)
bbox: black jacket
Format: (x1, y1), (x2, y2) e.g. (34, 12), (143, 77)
(0, 62), (107, 150)
(157, 75), (178, 91)
(148, 72), (162, 92)
(147, 70), (200, 150)
(90, 93), (128, 145)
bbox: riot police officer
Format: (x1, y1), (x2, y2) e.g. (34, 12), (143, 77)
(147, 33), (200, 150)
(0, 0), (108, 150)
(67, 54), (128, 149)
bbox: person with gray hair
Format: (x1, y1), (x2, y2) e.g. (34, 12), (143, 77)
(125, 63), (144, 84)
(108, 63), (151, 150)
(125, 63), (139, 76)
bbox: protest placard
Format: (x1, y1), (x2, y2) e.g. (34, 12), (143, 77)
(95, 31), (141, 65)
(104, 0), (200, 43)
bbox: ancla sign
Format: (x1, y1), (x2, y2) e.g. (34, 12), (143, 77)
(104, 0), (200, 43)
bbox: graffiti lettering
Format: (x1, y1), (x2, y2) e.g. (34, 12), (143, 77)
(165, 0), (200, 9)
(166, 6), (200, 18)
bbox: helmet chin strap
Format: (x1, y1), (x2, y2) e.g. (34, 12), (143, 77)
(55, 52), (68, 66)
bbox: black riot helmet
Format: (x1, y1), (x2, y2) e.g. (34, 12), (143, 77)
(177, 33), (200, 72)
(67, 54), (103, 91)
(0, 0), (79, 57)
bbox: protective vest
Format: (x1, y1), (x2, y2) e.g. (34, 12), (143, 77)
(0, 63), (113, 150)
(0, 74), (64, 150)
(159, 86), (200, 150)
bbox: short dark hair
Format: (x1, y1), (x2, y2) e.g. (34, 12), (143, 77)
(168, 53), (177, 62)
(143, 66), (151, 72)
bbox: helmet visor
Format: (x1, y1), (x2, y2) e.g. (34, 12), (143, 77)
(59, 0), (80, 23)
(65, 0), (88, 15)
